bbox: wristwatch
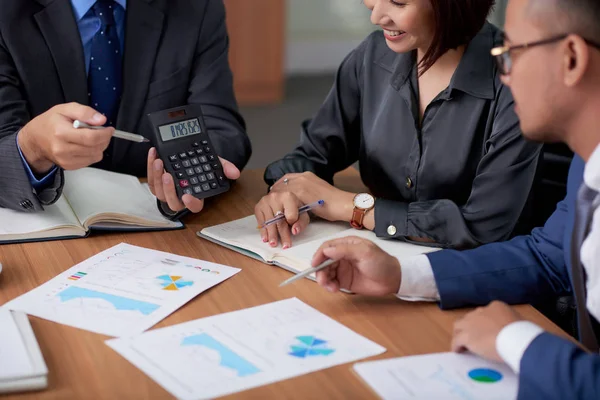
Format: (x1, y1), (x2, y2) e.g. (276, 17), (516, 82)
(350, 193), (375, 229)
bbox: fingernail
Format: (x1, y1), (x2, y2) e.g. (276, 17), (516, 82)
(150, 147), (155, 157)
(326, 286), (335, 293)
(292, 227), (298, 235)
(270, 241), (276, 247)
(282, 244), (290, 250)
(154, 161), (162, 171)
(162, 175), (170, 185)
(262, 237), (268, 243)
(92, 113), (103, 122)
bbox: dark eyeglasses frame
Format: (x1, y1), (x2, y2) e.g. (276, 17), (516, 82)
(491, 34), (600, 75)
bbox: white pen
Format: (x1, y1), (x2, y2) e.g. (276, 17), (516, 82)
(73, 120), (150, 143)
(279, 259), (336, 287)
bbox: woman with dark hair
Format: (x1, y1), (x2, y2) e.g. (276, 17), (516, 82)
(255, 0), (540, 250)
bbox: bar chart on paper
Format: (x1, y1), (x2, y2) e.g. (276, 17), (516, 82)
(106, 298), (386, 400)
(4, 243), (240, 337)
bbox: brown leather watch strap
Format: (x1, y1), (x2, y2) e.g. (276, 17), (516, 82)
(350, 207), (367, 229)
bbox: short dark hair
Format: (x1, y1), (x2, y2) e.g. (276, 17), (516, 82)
(419, 0), (496, 74)
(532, 0), (600, 42)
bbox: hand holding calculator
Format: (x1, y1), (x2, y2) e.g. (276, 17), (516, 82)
(147, 106), (231, 201)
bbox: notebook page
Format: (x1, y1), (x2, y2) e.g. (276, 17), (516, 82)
(277, 228), (441, 273)
(63, 168), (177, 228)
(0, 196), (83, 239)
(199, 215), (348, 263)
(0, 309), (34, 381)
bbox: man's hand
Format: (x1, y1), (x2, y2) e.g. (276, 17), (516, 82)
(313, 236), (402, 296)
(147, 147), (240, 213)
(18, 103), (114, 174)
(451, 301), (522, 363)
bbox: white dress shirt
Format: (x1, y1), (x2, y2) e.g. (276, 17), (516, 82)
(396, 143), (600, 373)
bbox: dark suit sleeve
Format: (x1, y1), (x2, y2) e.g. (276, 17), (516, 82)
(0, 30), (63, 211)
(517, 333), (600, 400)
(188, 0), (251, 171)
(263, 42), (364, 186)
(374, 85), (541, 248)
(426, 157), (584, 310)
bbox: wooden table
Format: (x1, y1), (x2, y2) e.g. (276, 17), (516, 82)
(0, 169), (568, 399)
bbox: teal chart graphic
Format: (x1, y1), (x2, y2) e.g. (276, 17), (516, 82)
(181, 333), (260, 377)
(288, 336), (335, 358)
(468, 368), (503, 383)
(58, 287), (160, 315)
(157, 275), (194, 291)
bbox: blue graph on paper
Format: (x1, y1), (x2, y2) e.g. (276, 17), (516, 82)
(181, 333), (260, 377)
(288, 336), (335, 358)
(57, 286), (160, 315)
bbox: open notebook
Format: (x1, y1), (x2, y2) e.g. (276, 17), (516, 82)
(198, 215), (440, 279)
(0, 309), (48, 394)
(0, 168), (182, 244)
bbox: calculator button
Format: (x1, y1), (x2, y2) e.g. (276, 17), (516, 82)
(190, 177), (199, 185)
(201, 183), (210, 191)
(176, 172), (185, 179)
(195, 148), (204, 155)
(201, 140), (209, 145)
(206, 172), (215, 180)
(191, 158), (200, 166)
(208, 154), (216, 161)
(212, 163), (220, 170)
(182, 188), (193, 195)
(199, 155), (208, 163)
(168, 155), (178, 162)
(198, 174), (207, 182)
(204, 146), (211, 153)
(172, 162), (182, 170)
(210, 182), (218, 189)
(179, 180), (190, 188)
(215, 171), (227, 185)
(202, 164), (212, 172)
(186, 168), (195, 176)
(182, 160), (191, 168)
(194, 166), (203, 174)
(179, 152), (187, 159)
(193, 186), (203, 194)
(192, 142), (200, 147)
(187, 150), (196, 157)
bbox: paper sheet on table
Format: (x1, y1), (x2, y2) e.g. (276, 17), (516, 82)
(353, 352), (518, 400)
(107, 298), (386, 400)
(4, 243), (240, 337)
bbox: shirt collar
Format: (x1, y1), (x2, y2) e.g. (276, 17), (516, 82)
(71, 0), (127, 22)
(385, 22), (497, 100)
(584, 142), (600, 192)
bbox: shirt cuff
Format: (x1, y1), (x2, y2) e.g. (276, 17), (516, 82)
(374, 198), (408, 239)
(396, 254), (440, 301)
(496, 321), (545, 374)
(16, 132), (57, 190)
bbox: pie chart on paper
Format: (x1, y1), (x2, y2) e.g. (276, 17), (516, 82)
(157, 275), (194, 291)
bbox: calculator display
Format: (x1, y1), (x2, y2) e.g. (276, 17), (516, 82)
(158, 118), (202, 142)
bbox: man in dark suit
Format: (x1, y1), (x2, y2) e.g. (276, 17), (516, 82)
(0, 0), (251, 215)
(310, 0), (600, 398)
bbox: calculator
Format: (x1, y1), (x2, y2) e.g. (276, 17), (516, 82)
(147, 105), (230, 200)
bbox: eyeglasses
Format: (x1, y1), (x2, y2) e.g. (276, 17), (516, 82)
(491, 34), (600, 75)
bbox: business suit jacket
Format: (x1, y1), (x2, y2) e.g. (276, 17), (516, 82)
(0, 0), (251, 212)
(427, 156), (599, 399)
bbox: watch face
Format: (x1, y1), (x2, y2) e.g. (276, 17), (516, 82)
(354, 193), (375, 210)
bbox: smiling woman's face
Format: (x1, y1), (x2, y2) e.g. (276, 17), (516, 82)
(363, 0), (435, 54)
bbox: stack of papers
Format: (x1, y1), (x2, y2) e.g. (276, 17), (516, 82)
(107, 298), (386, 399)
(0, 309), (48, 394)
(4, 243), (240, 337)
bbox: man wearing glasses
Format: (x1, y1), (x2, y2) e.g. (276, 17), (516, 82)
(311, 0), (600, 398)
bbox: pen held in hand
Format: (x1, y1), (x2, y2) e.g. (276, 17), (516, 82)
(257, 200), (325, 230)
(73, 120), (150, 143)
(279, 259), (336, 287)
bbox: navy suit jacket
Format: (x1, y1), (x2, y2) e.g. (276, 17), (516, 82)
(428, 156), (600, 399)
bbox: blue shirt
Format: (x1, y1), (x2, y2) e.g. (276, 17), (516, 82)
(19, 0), (127, 190)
